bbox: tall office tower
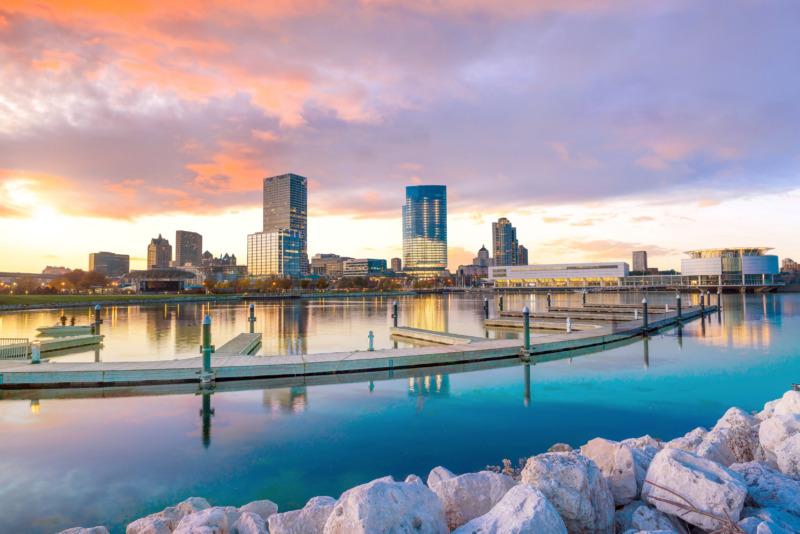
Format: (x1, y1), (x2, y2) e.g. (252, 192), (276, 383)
(263, 173), (308, 274)
(402, 185), (447, 277)
(391, 257), (402, 272)
(247, 230), (302, 277)
(175, 230), (203, 266)
(89, 251), (130, 277)
(492, 217), (519, 266)
(147, 234), (172, 269)
(517, 244), (529, 266)
(632, 250), (648, 272)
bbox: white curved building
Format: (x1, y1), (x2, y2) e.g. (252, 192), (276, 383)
(680, 247), (779, 286)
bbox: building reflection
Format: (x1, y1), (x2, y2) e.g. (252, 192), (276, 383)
(692, 294), (775, 350)
(260, 302), (310, 355)
(405, 296), (448, 332)
(408, 374), (450, 412)
(262, 386), (308, 414)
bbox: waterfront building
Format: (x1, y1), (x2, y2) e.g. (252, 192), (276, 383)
(310, 253), (351, 277)
(129, 269), (194, 292)
(342, 258), (388, 277)
(632, 250), (648, 273)
(147, 234), (172, 269)
(517, 245), (529, 266)
(680, 247), (779, 286)
(456, 264), (488, 286)
(41, 266), (71, 276)
(391, 257), (402, 273)
(782, 258), (799, 273)
(490, 262), (629, 288)
(175, 230), (202, 266)
(263, 173), (308, 274)
(402, 185), (448, 277)
(492, 218), (519, 266)
(473, 245), (492, 268)
(88, 251), (130, 277)
(247, 230), (302, 277)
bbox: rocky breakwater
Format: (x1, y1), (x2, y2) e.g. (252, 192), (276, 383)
(59, 389), (800, 534)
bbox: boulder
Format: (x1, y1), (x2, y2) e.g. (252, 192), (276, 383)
(237, 500), (277, 522)
(741, 507), (800, 533)
(738, 515), (793, 534)
(729, 461), (800, 512)
(520, 451), (614, 534)
(696, 407), (760, 466)
(547, 443), (573, 452)
(641, 448), (747, 531)
(172, 506), (241, 534)
(621, 530), (677, 534)
(232, 512), (268, 534)
(774, 433), (800, 477)
(579, 438), (638, 505)
(405, 474), (423, 485)
(127, 497), (211, 533)
(268, 496), (336, 534)
(428, 470), (516, 530)
(614, 501), (678, 533)
(426, 466), (455, 488)
(451, 484), (566, 534)
(773, 390), (800, 417)
(758, 414), (800, 464)
(323, 476), (447, 534)
(57, 528), (109, 534)
(665, 427), (707, 453)
(756, 399), (780, 421)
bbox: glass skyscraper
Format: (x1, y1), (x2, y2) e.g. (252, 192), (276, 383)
(263, 173), (308, 274)
(492, 217), (519, 267)
(402, 185), (447, 276)
(247, 230), (301, 277)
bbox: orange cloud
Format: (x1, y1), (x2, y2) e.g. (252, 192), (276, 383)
(185, 143), (267, 194)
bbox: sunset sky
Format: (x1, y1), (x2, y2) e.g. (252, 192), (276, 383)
(1, 0), (798, 273)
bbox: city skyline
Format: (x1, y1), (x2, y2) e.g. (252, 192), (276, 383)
(1, 1), (799, 272)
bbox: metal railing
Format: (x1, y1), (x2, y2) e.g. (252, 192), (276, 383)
(0, 338), (30, 360)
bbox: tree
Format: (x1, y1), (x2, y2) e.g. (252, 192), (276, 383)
(315, 277), (330, 290)
(203, 278), (217, 292)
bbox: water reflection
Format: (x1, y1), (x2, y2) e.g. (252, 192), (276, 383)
(200, 390), (214, 449)
(263, 387), (308, 414)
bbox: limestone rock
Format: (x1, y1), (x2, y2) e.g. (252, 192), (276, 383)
(520, 451), (614, 534)
(268, 496), (336, 534)
(756, 399), (780, 421)
(580, 438), (638, 505)
(774, 432), (800, 477)
(758, 414), (800, 464)
(428, 470), (516, 530)
(665, 427), (707, 453)
(127, 497), (211, 533)
(322, 476), (447, 534)
(741, 507), (800, 534)
(172, 506), (241, 534)
(232, 512), (268, 534)
(547, 443), (573, 452)
(729, 461), (800, 512)
(614, 501), (678, 533)
(405, 474), (423, 485)
(641, 448), (747, 531)
(237, 500), (277, 522)
(57, 528), (109, 534)
(773, 390), (800, 417)
(426, 466), (456, 488)
(696, 407), (760, 466)
(621, 435), (663, 452)
(451, 484), (566, 534)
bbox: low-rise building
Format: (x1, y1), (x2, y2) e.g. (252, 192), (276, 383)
(310, 253), (351, 277)
(342, 258), (387, 277)
(490, 262), (629, 288)
(680, 247), (779, 286)
(782, 258), (799, 273)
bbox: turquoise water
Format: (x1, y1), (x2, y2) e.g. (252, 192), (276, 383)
(0, 292), (797, 533)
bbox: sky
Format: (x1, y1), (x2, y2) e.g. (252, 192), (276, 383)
(0, 0), (798, 273)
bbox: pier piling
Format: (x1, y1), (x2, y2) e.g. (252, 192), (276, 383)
(248, 303), (256, 334)
(566, 317), (572, 334)
(700, 292), (705, 314)
(676, 293), (682, 320)
(392, 301), (398, 327)
(546, 292), (552, 309)
(581, 290), (586, 306)
(200, 314), (215, 385)
(483, 298), (489, 319)
(30, 340), (41, 365)
(368, 330), (375, 352)
(93, 304), (102, 335)
(522, 306), (531, 352)
(499, 296), (504, 312)
(642, 298), (649, 332)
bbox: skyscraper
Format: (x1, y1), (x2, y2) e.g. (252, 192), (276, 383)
(263, 173), (308, 274)
(89, 251), (130, 277)
(175, 230), (202, 266)
(517, 244), (529, 266)
(632, 250), (648, 272)
(147, 234), (172, 269)
(247, 230), (301, 277)
(402, 185), (447, 277)
(492, 218), (519, 266)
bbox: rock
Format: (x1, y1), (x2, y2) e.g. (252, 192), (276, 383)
(774, 433), (800, 477)
(665, 427), (707, 453)
(323, 476), (447, 534)
(696, 407), (760, 466)
(520, 451), (614, 534)
(405, 474), (423, 485)
(579, 438), (638, 505)
(729, 461), (800, 512)
(426, 466), (455, 488)
(547, 443), (573, 452)
(232, 512), (268, 534)
(773, 390), (800, 416)
(127, 497), (211, 533)
(621, 435), (663, 451)
(738, 516), (793, 534)
(451, 484), (566, 534)
(756, 399), (780, 421)
(268, 496), (336, 534)
(758, 414), (800, 464)
(741, 507), (800, 533)
(172, 506), (241, 534)
(428, 470), (516, 530)
(237, 500), (277, 522)
(641, 448), (747, 531)
(621, 530), (677, 534)
(614, 501), (678, 533)
(57, 528), (109, 534)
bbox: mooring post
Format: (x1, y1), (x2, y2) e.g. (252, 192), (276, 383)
(248, 303), (256, 334)
(634, 309), (639, 320)
(392, 300), (398, 327)
(200, 314), (215, 385)
(566, 316), (572, 334)
(700, 292), (705, 314)
(676, 293), (682, 320)
(368, 330), (375, 351)
(546, 292), (552, 309)
(642, 297), (649, 332)
(30, 340), (41, 364)
(93, 304), (102, 335)
(582, 290), (586, 306)
(499, 295), (504, 312)
(522, 306), (531, 352)
(483, 298), (489, 319)
(717, 288), (722, 309)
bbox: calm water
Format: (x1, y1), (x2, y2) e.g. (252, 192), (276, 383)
(0, 292), (798, 533)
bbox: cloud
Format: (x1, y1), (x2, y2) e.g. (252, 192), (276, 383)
(535, 239), (679, 263)
(448, 246), (476, 269)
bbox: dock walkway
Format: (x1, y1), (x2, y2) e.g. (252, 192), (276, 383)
(215, 333), (262, 355)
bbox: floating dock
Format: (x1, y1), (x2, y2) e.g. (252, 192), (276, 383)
(389, 326), (485, 345)
(215, 333), (262, 355)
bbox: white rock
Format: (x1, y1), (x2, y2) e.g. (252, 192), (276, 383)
(773, 390), (800, 416)
(774, 432), (800, 477)
(621, 435), (663, 451)
(428, 470), (516, 530)
(756, 399), (780, 421)
(579, 438), (638, 506)
(642, 448), (747, 531)
(451, 484), (566, 534)
(268, 496), (336, 534)
(405, 474), (423, 485)
(127, 497), (211, 533)
(426, 466), (455, 488)
(614, 501), (678, 533)
(665, 427), (707, 453)
(57, 528), (109, 534)
(730, 461), (800, 512)
(696, 407), (760, 466)
(232, 512), (267, 534)
(237, 500), (277, 522)
(758, 414), (800, 464)
(547, 443), (573, 452)
(323, 476), (447, 534)
(520, 451), (614, 534)
(172, 506), (241, 534)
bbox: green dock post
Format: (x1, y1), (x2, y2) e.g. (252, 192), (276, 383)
(93, 304), (102, 335)
(368, 330), (375, 351)
(499, 295), (504, 312)
(200, 314), (215, 385)
(642, 297), (649, 332)
(676, 293), (682, 320)
(392, 301), (398, 327)
(30, 340), (41, 364)
(248, 303), (256, 334)
(700, 292), (705, 314)
(523, 306), (531, 352)
(546, 292), (552, 309)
